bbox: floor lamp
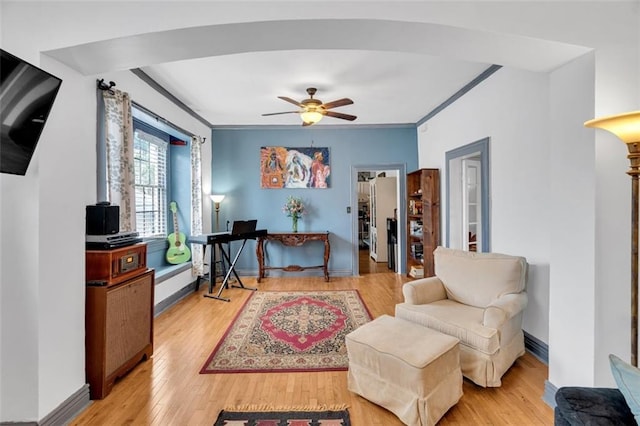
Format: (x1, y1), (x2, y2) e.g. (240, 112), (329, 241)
(585, 110), (640, 366)
(210, 194), (226, 281)
(210, 194), (225, 232)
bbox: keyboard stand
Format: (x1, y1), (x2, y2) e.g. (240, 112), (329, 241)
(189, 229), (267, 302)
(194, 243), (229, 292)
(205, 238), (256, 302)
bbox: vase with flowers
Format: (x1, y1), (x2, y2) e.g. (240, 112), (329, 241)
(283, 195), (306, 232)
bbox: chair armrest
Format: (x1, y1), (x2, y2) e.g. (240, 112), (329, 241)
(402, 277), (447, 305)
(483, 293), (528, 328)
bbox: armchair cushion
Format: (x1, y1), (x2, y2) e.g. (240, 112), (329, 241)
(395, 300), (499, 355)
(401, 276), (447, 305)
(483, 293), (528, 329)
(434, 247), (527, 308)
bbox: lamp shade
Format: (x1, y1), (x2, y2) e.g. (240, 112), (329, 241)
(584, 111), (640, 144)
(210, 194), (225, 203)
(300, 110), (323, 125)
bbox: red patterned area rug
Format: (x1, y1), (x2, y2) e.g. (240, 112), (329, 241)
(213, 407), (351, 426)
(200, 290), (372, 373)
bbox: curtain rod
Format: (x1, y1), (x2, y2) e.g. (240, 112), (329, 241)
(97, 78), (204, 142)
(131, 100), (201, 141)
(96, 78), (115, 94)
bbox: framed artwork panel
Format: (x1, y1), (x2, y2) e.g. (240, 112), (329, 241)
(261, 146), (330, 188)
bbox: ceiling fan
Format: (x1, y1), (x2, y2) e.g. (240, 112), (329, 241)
(262, 87), (357, 126)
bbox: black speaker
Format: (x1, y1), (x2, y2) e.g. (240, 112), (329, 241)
(86, 203), (120, 235)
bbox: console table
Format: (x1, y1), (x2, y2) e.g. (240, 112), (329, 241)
(257, 232), (330, 282)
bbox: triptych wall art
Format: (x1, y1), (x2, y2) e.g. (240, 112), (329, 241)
(260, 146), (331, 189)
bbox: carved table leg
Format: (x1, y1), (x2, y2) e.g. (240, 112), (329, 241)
(256, 237), (264, 283)
(324, 236), (330, 281)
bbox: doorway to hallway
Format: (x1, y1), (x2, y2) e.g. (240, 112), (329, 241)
(351, 164), (406, 276)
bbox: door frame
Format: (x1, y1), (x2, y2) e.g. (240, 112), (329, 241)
(445, 137), (491, 252)
(351, 164), (407, 276)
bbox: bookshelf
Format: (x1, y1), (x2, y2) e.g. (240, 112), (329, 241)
(406, 169), (440, 278)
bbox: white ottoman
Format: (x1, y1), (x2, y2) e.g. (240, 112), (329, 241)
(346, 315), (462, 426)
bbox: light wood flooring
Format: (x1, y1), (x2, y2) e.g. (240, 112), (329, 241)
(71, 256), (554, 425)
(358, 247), (391, 274)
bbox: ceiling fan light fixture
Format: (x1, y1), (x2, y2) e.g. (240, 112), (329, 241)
(300, 110), (323, 125)
(264, 88), (355, 124)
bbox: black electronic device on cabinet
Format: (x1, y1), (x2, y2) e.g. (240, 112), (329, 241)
(86, 203), (119, 235)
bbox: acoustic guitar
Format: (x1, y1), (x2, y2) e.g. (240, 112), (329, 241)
(166, 201), (191, 264)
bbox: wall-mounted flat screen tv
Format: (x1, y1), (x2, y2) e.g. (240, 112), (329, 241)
(1, 49), (62, 175)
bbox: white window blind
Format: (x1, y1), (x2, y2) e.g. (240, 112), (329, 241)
(134, 128), (168, 237)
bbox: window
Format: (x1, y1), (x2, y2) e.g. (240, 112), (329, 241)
(133, 125), (168, 237)
(130, 107), (193, 243)
(98, 98), (194, 271)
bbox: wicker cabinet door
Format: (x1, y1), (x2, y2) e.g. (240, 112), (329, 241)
(104, 272), (153, 376)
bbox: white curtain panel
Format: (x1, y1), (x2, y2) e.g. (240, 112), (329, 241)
(190, 135), (204, 276)
(102, 89), (136, 232)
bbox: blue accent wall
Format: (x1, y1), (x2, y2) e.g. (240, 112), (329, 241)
(211, 125), (418, 276)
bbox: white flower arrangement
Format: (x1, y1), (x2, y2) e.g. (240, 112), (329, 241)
(283, 195), (306, 219)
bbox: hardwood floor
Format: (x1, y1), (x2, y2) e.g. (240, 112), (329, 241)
(358, 247), (392, 274)
(71, 264), (554, 425)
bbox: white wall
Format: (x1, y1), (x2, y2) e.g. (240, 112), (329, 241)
(417, 67), (551, 343)
(418, 49), (636, 390)
(418, 48), (638, 390)
(0, 7), (212, 421)
(1, 173), (40, 421)
(36, 57), (96, 421)
(0, 51), (91, 424)
(415, 1), (639, 390)
(0, 1), (639, 422)
(548, 53), (600, 387)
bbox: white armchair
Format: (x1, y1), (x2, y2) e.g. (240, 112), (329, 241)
(395, 246), (528, 387)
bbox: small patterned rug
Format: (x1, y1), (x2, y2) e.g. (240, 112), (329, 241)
(213, 407), (351, 426)
(200, 290), (372, 373)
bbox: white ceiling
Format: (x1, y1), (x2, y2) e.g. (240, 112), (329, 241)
(140, 49), (491, 127)
(45, 17), (593, 128)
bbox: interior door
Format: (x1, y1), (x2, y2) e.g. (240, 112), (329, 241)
(463, 158), (481, 252)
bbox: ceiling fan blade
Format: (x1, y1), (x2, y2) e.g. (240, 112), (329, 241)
(321, 98), (353, 110)
(278, 96), (304, 107)
(324, 110), (357, 121)
(262, 111), (300, 116)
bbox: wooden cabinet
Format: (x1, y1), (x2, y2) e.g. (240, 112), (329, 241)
(86, 246), (154, 400)
(406, 169), (440, 278)
(86, 243), (148, 286)
(369, 176), (397, 262)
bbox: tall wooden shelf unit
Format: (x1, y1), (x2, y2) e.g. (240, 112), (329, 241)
(85, 243), (154, 399)
(407, 169), (440, 278)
